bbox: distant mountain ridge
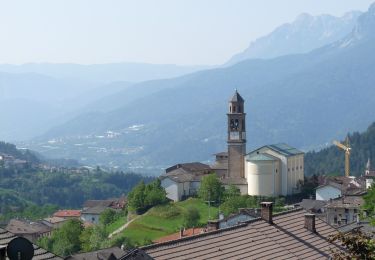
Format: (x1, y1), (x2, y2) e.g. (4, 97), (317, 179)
(0, 63), (210, 84)
(226, 11), (362, 65)
(25, 3), (375, 173)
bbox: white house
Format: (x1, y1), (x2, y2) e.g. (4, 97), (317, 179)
(315, 184), (342, 201)
(160, 163), (211, 201)
(81, 205), (108, 224)
(245, 143), (304, 196)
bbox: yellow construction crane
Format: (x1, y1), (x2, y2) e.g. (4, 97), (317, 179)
(333, 137), (351, 177)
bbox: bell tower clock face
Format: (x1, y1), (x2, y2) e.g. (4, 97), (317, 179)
(230, 131), (240, 140)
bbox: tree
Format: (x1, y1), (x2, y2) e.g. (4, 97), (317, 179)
(198, 174), (224, 203)
(127, 179), (167, 214)
(144, 179), (168, 208)
(127, 180), (146, 213)
(363, 184), (375, 225)
(224, 184), (241, 200)
(183, 206), (200, 228)
(50, 219), (83, 256)
(329, 230), (375, 259)
(79, 225), (107, 252)
(100, 208), (117, 226)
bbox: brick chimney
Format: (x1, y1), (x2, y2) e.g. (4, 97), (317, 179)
(260, 202), (273, 224)
(207, 220), (220, 231)
(304, 213), (316, 233)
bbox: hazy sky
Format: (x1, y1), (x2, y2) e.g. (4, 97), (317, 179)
(0, 0), (373, 65)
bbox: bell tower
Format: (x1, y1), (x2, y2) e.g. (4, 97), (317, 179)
(227, 90), (246, 178)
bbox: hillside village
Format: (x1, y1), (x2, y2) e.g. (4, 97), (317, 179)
(1, 2), (375, 260)
(1, 91), (374, 259)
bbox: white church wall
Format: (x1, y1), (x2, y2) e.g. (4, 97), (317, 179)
(255, 147), (288, 196)
(246, 160), (278, 196)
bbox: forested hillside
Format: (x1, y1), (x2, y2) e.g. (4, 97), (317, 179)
(305, 122), (375, 177)
(0, 141), (40, 163)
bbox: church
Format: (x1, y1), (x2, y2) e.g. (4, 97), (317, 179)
(160, 91), (304, 201)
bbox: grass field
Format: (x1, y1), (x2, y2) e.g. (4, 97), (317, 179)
(116, 198), (219, 246)
(106, 216), (127, 234)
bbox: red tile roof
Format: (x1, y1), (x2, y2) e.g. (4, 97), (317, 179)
(53, 210), (81, 218)
(153, 228), (205, 243)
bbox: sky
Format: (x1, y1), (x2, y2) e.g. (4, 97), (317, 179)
(0, 0), (374, 65)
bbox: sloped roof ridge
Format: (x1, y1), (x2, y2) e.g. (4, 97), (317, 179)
(142, 207), (304, 251)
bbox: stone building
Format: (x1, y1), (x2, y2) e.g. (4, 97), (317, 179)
(161, 91), (304, 200)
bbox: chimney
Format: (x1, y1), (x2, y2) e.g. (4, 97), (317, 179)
(304, 213), (316, 233)
(260, 202), (273, 224)
(207, 220), (220, 231)
(180, 228), (183, 238)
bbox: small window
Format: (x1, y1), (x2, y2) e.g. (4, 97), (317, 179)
(288, 168), (290, 172)
(238, 106), (242, 113)
(275, 169), (278, 173)
(233, 106), (236, 112)
(345, 209), (349, 213)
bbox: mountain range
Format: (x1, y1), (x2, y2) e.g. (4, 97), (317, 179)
(22, 3), (375, 174)
(226, 11), (361, 65)
(0, 62), (210, 140)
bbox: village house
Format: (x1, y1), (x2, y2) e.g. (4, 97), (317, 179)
(141, 202), (344, 259)
(153, 227), (205, 244)
(298, 199), (327, 215)
(5, 219), (52, 243)
(324, 195), (364, 226)
(83, 196), (127, 211)
(0, 227), (62, 259)
(160, 162), (211, 201)
(81, 205), (109, 225)
(53, 209), (81, 219)
(42, 216), (68, 229)
(66, 247), (152, 260)
(217, 208), (260, 229)
(315, 176), (365, 201)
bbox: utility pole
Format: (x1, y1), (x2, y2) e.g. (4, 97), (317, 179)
(205, 193), (215, 220)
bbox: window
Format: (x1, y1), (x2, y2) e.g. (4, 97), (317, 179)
(288, 168), (290, 172)
(345, 208), (349, 213)
(238, 106), (242, 112)
(233, 106), (236, 112)
(275, 169), (278, 173)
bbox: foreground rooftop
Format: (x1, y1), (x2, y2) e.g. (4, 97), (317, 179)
(142, 207), (342, 260)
